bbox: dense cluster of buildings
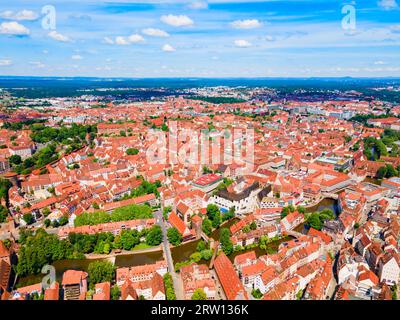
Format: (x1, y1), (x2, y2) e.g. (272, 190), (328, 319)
(0, 94), (399, 300)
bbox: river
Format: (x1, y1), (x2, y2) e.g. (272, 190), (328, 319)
(305, 198), (339, 216)
(16, 218), (240, 287)
(16, 212), (314, 288)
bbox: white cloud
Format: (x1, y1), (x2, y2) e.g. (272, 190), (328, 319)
(115, 36), (130, 45)
(188, 1), (208, 9)
(162, 44), (176, 52)
(128, 34), (145, 43)
(0, 10), (38, 21)
(391, 24), (400, 32)
(142, 28), (169, 37)
(160, 14), (194, 27)
(0, 59), (12, 66)
(231, 19), (262, 29)
(103, 37), (114, 44)
(0, 21), (30, 35)
(111, 34), (145, 45)
(0, 11), (14, 19)
(48, 31), (71, 42)
(374, 60), (386, 65)
(14, 10), (39, 21)
(43, 50), (48, 54)
(234, 39), (252, 47)
(378, 0), (398, 9)
(71, 54), (83, 60)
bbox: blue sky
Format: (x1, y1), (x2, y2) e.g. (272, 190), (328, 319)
(0, 0), (400, 77)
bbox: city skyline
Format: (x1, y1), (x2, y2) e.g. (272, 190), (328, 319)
(1, 0), (400, 78)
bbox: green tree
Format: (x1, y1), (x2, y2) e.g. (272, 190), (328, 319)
(9, 154), (22, 165)
(145, 225), (163, 246)
(0, 205), (8, 223)
(163, 273), (176, 300)
(297, 206), (306, 214)
(59, 215), (69, 226)
(375, 139), (388, 157)
(306, 213), (323, 230)
(51, 220), (59, 228)
(281, 206), (289, 219)
(191, 288), (207, 300)
(74, 204), (152, 227)
(222, 206), (235, 221)
(163, 206), (172, 220)
(111, 285), (121, 300)
(201, 218), (212, 236)
(249, 221), (257, 230)
(42, 207), (51, 217)
(206, 204), (221, 228)
(190, 252), (202, 263)
(161, 123), (169, 132)
(220, 228), (233, 256)
(377, 166), (387, 179)
(167, 227), (182, 246)
(112, 235), (122, 250)
(126, 148), (139, 155)
(391, 284), (397, 300)
(211, 211), (221, 228)
(16, 229), (77, 276)
(305, 209), (334, 231)
(386, 164), (397, 178)
(251, 288), (263, 299)
(120, 230), (140, 250)
(88, 260), (115, 289)
(200, 249), (213, 261)
(196, 240), (207, 252)
(44, 219), (51, 228)
(22, 213), (34, 225)
(103, 243), (111, 254)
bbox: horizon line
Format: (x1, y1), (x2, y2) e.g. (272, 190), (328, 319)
(1, 75), (400, 80)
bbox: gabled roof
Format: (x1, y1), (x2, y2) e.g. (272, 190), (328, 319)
(214, 253), (248, 300)
(168, 211), (189, 236)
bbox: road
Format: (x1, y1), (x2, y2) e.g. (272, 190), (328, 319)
(154, 209), (184, 300)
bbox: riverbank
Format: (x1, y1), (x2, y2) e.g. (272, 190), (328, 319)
(84, 244), (162, 260)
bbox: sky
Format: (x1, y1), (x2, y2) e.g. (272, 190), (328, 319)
(0, 0), (400, 78)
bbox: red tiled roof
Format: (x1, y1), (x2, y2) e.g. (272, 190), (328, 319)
(103, 193), (155, 212)
(241, 260), (267, 277)
(308, 228), (332, 245)
(233, 251), (257, 266)
(0, 241), (9, 258)
(62, 270), (88, 286)
(193, 174), (222, 186)
(214, 253), (248, 300)
(93, 282), (111, 300)
(44, 282), (59, 300)
(168, 211), (187, 235)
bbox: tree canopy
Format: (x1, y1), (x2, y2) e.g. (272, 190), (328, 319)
(167, 227), (182, 246)
(74, 204), (153, 227)
(191, 288), (207, 300)
(219, 228), (233, 256)
(88, 260), (115, 289)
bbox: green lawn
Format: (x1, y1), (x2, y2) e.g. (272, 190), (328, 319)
(132, 243), (154, 250)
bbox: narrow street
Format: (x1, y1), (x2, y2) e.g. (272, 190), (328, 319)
(154, 209), (184, 300)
